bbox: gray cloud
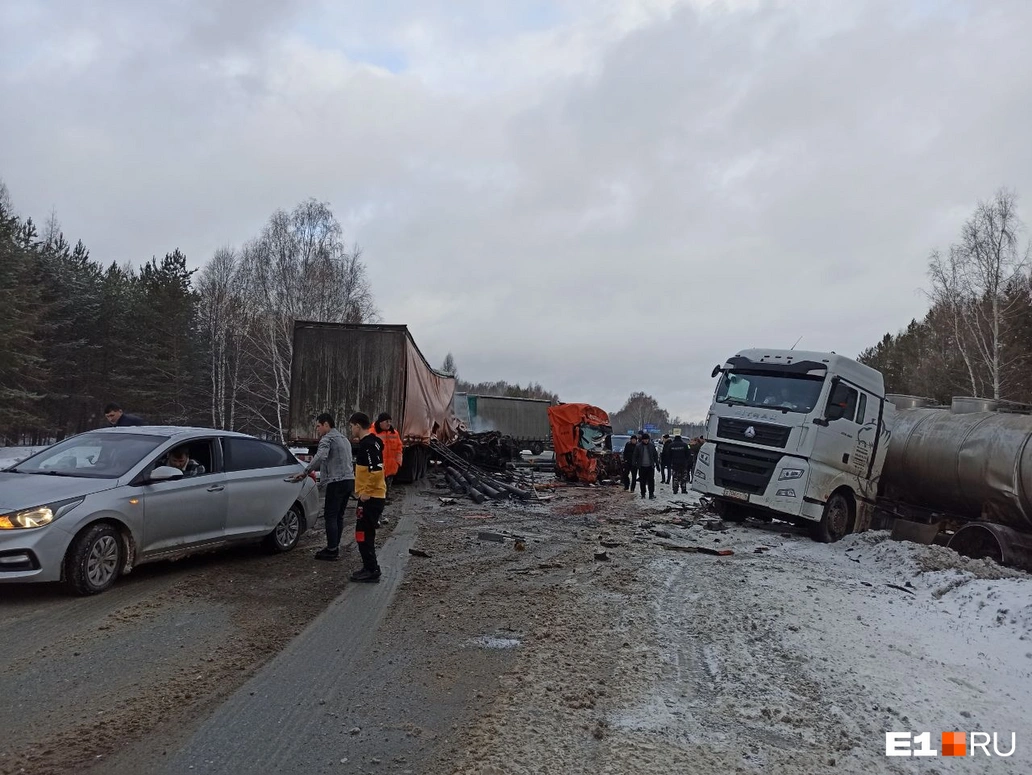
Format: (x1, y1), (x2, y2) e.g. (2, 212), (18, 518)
(2, 0), (1031, 419)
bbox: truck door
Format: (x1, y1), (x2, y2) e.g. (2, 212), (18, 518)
(809, 380), (860, 498)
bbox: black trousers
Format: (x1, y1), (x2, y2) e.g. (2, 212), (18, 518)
(629, 466), (639, 489)
(356, 498), (384, 572)
(638, 466), (656, 497)
(323, 480), (353, 551)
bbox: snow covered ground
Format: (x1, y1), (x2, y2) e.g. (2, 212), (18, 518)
(614, 485), (1032, 772)
(448, 482), (1032, 773)
(0, 446), (47, 469)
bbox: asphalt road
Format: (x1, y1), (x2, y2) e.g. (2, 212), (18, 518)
(0, 504), (350, 775)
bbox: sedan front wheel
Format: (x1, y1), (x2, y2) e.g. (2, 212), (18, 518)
(64, 523), (123, 596)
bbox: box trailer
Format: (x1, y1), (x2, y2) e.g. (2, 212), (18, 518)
(287, 322), (457, 483)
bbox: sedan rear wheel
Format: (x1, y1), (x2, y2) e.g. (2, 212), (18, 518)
(64, 523), (123, 596)
(266, 505), (302, 552)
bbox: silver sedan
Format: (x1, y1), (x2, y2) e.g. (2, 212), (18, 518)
(0, 427), (320, 595)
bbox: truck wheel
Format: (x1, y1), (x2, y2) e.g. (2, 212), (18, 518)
(530, 442), (544, 456)
(713, 499), (746, 522)
(812, 491), (852, 543)
(64, 523), (123, 596)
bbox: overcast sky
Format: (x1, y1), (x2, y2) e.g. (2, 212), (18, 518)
(2, 0), (1031, 419)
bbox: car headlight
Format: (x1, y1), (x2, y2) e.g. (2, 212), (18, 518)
(778, 468), (804, 481)
(698, 451), (710, 465)
(0, 497), (84, 530)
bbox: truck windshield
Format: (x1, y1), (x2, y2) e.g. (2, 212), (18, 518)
(715, 371), (824, 413)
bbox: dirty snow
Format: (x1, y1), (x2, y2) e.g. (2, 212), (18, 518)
(441, 480), (1032, 773)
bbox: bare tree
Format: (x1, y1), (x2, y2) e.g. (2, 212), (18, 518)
(614, 392), (665, 432)
(956, 190), (1029, 399)
(234, 199), (378, 440)
(196, 247), (249, 429)
(441, 352), (457, 377)
(927, 246), (982, 396)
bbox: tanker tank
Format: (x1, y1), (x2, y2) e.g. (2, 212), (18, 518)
(881, 404), (1032, 533)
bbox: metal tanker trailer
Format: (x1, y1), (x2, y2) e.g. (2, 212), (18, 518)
(881, 397), (1032, 569)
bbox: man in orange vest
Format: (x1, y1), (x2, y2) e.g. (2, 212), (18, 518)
(375, 412), (404, 500)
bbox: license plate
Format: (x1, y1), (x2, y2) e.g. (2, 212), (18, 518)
(723, 488), (750, 502)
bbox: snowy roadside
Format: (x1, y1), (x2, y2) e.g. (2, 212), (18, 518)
(447, 482), (1032, 774)
(0, 446), (47, 469)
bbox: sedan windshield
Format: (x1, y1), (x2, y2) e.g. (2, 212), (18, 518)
(7, 433), (169, 479)
(715, 371), (825, 414)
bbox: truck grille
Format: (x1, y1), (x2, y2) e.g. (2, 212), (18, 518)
(713, 443), (783, 495)
(716, 418), (791, 449)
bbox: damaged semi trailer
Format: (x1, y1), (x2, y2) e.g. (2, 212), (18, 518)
(287, 322), (457, 483)
(691, 348), (1032, 571)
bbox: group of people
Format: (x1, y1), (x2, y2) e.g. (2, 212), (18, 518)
(101, 400), (404, 585)
(621, 431), (703, 499)
(291, 411), (403, 584)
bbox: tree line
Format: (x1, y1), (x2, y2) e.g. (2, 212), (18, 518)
(859, 189), (1032, 406)
(0, 181), (376, 445)
(440, 353), (561, 403)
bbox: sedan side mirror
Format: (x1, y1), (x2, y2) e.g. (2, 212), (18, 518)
(149, 466), (184, 482)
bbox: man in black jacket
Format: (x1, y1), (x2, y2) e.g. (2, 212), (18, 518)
(104, 403), (145, 427)
(632, 432), (661, 499)
(660, 434), (672, 483)
(668, 431), (691, 493)
(621, 434), (638, 491)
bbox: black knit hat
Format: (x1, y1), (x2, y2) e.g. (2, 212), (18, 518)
(376, 412), (392, 423)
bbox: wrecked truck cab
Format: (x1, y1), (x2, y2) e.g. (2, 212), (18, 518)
(692, 349), (892, 541)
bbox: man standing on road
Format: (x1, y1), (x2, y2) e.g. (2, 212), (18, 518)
(103, 403), (145, 427)
(349, 412), (386, 583)
(622, 434), (638, 491)
(668, 431), (691, 494)
(660, 434), (672, 483)
(633, 432), (661, 499)
(292, 413), (354, 561)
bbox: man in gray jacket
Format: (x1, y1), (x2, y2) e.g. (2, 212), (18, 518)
(293, 412), (355, 561)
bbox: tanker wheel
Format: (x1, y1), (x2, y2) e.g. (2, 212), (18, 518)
(811, 491), (853, 543)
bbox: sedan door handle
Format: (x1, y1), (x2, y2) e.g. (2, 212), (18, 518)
(207, 485), (225, 492)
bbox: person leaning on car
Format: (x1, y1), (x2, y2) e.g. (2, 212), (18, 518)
(291, 412), (355, 562)
(103, 402), (145, 427)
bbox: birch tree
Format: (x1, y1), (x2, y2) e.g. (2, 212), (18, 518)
(235, 200), (377, 440)
(956, 189), (1029, 399)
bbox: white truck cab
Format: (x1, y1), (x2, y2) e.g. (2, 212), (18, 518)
(691, 349), (893, 541)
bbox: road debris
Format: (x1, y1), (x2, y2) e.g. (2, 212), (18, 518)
(408, 548), (432, 558)
(658, 541), (735, 556)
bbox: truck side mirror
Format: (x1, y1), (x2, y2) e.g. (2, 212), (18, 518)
(711, 365), (722, 379)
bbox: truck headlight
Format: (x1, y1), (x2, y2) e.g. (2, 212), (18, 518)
(778, 468), (804, 481)
(694, 470), (706, 481)
(0, 498), (84, 530)
(776, 488), (797, 498)
(698, 451), (710, 465)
